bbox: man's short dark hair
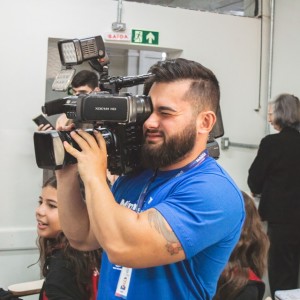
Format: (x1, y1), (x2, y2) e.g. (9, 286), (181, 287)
(71, 70), (99, 89)
(143, 58), (220, 113)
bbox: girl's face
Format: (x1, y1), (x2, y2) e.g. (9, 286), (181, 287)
(36, 186), (61, 238)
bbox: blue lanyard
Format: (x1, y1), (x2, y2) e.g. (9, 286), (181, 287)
(135, 150), (209, 213)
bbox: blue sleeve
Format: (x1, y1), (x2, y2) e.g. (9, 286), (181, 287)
(155, 172), (244, 259)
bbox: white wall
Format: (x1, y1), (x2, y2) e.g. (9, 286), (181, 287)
(0, 0), (296, 294)
(271, 0), (300, 97)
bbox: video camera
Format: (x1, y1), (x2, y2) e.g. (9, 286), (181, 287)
(34, 35), (224, 175)
(35, 91), (152, 175)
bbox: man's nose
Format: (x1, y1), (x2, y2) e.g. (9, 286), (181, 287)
(144, 113), (159, 129)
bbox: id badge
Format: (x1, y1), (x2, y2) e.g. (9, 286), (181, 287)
(115, 267), (132, 299)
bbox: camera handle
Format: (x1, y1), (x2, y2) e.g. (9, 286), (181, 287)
(100, 73), (152, 94)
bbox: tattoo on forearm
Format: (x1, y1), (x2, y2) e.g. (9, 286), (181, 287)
(148, 210), (183, 255)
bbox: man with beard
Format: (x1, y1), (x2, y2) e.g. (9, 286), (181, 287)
(55, 58), (245, 300)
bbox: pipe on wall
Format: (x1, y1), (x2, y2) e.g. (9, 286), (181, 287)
(265, 0), (275, 134)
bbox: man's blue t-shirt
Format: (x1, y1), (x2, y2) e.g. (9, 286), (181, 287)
(97, 156), (245, 300)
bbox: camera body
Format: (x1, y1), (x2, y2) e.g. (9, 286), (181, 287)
(60, 92), (152, 124)
(34, 92), (152, 175)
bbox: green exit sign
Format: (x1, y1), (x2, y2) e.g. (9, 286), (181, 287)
(131, 29), (159, 45)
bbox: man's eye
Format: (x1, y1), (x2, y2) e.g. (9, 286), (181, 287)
(160, 111), (172, 116)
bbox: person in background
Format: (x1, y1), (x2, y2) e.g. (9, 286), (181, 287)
(36, 175), (102, 300)
(55, 58), (245, 299)
(248, 93), (300, 298)
(214, 191), (270, 300)
(70, 69), (100, 96)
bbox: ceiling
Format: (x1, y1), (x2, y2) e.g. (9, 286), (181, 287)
(123, 0), (259, 17)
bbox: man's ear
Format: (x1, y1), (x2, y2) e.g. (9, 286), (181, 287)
(197, 111), (216, 134)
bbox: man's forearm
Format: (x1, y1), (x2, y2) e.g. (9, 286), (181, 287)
(56, 168), (95, 250)
(84, 176), (138, 253)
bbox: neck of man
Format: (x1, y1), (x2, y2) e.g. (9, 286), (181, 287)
(159, 144), (207, 171)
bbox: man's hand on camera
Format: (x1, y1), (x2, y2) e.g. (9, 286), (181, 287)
(63, 129), (108, 183)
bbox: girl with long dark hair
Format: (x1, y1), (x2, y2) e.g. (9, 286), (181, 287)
(36, 176), (101, 300)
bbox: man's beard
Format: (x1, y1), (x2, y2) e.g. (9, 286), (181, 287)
(141, 121), (197, 169)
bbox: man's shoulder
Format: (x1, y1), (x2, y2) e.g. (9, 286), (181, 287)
(170, 158), (241, 198)
(196, 157), (236, 182)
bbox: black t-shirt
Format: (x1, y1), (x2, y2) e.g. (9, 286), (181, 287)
(39, 249), (88, 300)
(235, 279), (265, 300)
